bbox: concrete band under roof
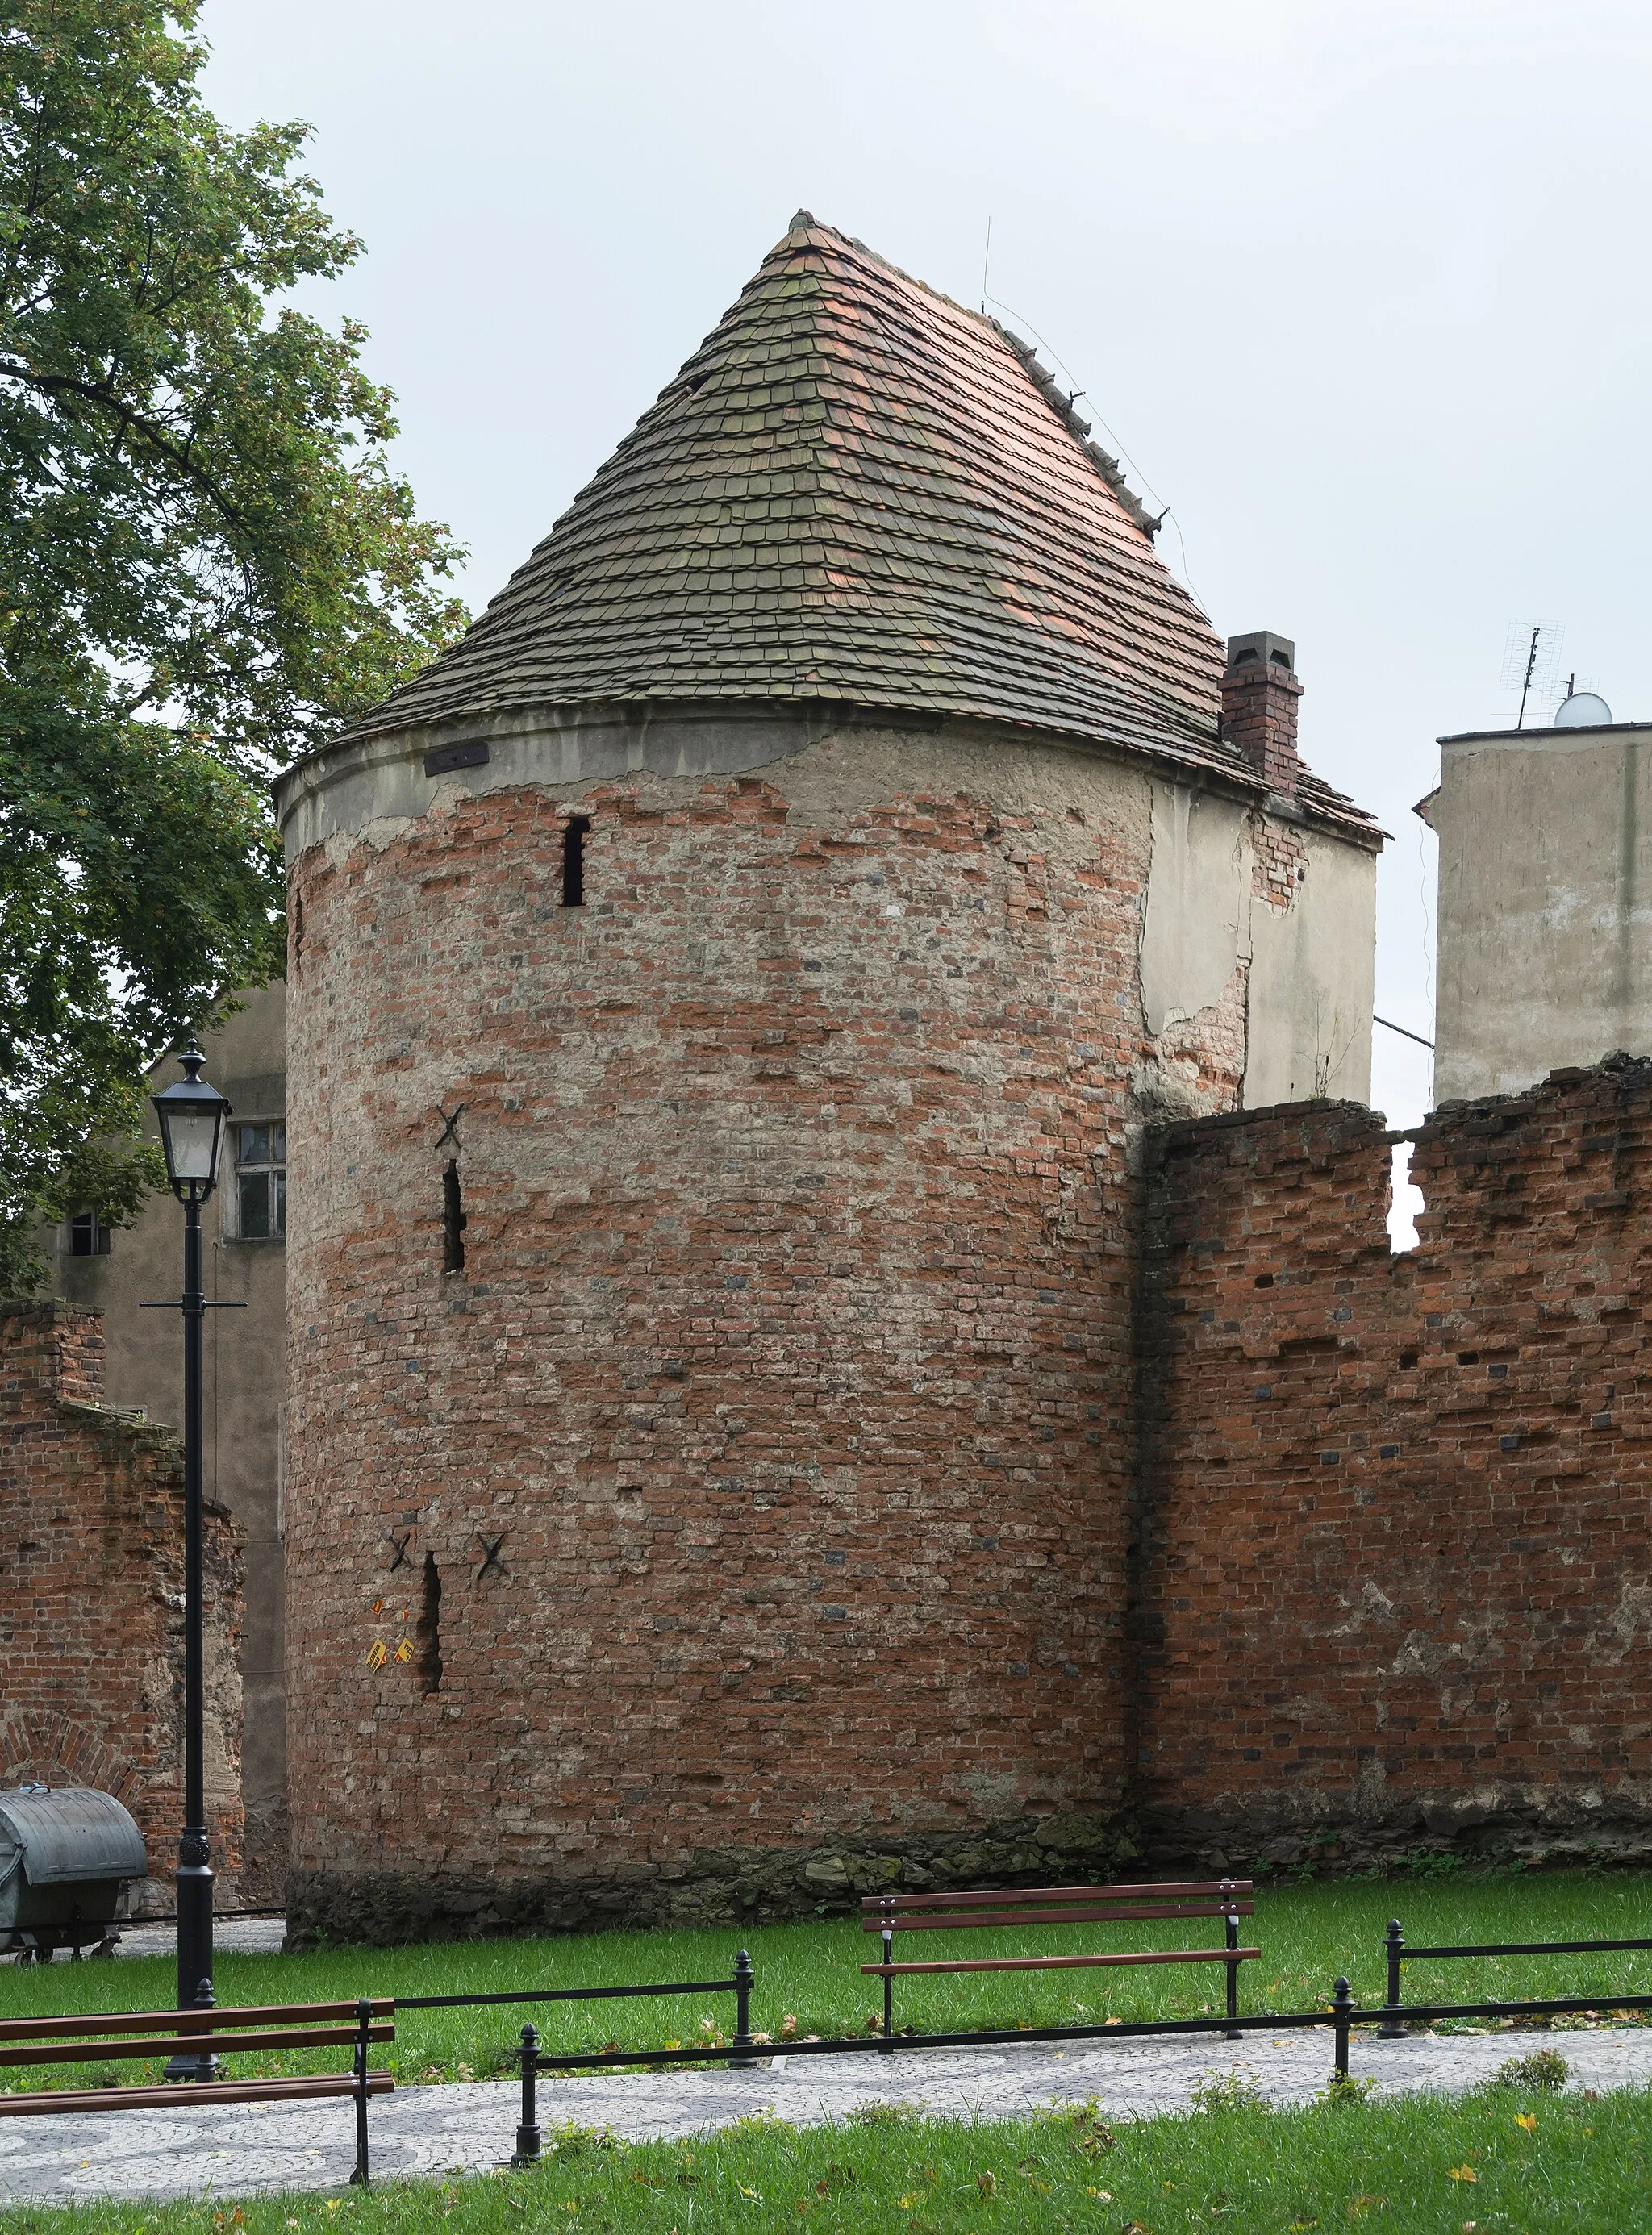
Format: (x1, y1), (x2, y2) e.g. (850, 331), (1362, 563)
(332, 213), (1376, 841)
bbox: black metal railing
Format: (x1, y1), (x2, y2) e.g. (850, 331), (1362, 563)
(22, 1904), (1652, 2175)
(507, 1964), (1359, 2163)
(402, 1954), (759, 2166)
(1375, 1916), (1652, 2039)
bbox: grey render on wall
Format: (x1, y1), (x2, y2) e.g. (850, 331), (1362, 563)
(1420, 722), (1652, 1104)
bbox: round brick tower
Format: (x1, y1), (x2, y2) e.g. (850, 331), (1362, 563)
(276, 214), (1379, 1938)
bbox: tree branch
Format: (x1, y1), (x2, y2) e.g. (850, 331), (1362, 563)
(0, 354), (252, 540)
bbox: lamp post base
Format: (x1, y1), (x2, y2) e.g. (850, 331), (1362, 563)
(163, 2049), (220, 2081)
(169, 1834), (216, 2084)
(166, 1973), (219, 2081)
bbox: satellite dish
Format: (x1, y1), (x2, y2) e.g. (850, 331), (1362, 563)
(1554, 690), (1612, 728)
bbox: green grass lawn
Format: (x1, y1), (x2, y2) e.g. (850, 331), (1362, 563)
(3, 1870), (1652, 2093)
(2, 2081), (1652, 2232)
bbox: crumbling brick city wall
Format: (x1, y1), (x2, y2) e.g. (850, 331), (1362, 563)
(1133, 1058), (1652, 1870)
(0, 1303), (244, 1905)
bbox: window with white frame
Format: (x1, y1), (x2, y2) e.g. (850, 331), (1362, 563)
(230, 1122), (286, 1240)
(67, 1207), (111, 1256)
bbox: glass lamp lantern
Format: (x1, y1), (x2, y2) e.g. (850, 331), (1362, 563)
(151, 1044), (232, 1203)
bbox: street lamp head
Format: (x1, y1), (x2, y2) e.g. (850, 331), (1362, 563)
(152, 1042), (232, 1203)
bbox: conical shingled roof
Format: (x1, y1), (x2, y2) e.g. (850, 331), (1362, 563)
(354, 216), (1360, 828)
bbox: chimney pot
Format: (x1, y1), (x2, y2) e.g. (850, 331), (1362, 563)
(1226, 629), (1295, 676)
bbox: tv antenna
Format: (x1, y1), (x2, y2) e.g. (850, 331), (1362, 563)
(1500, 619), (1565, 729)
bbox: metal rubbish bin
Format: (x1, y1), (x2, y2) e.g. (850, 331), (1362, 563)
(0, 1787), (148, 1961)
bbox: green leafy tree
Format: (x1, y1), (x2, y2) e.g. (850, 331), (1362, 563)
(0, 0), (467, 1290)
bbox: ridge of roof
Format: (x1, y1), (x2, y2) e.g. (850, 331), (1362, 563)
(334, 211), (1378, 843)
(778, 211), (1165, 537)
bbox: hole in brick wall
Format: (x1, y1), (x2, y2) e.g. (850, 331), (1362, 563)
(442, 1160), (466, 1274)
(561, 815), (590, 907)
(416, 1553), (443, 1695)
(1399, 1349), (1420, 1370)
(1254, 1272), (1274, 1288)
(1388, 1140), (1421, 1253)
(1458, 1351), (1479, 1366)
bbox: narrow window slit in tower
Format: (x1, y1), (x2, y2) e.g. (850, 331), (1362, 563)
(562, 815), (590, 907)
(415, 1553), (442, 1695)
(442, 1159), (466, 1273)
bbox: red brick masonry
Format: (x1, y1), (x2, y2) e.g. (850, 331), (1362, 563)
(0, 1304), (244, 1902)
(282, 762), (1258, 1941)
(1135, 1058), (1652, 1870)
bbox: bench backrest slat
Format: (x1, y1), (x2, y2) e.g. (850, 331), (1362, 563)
(860, 1883), (1254, 1934)
(862, 1900), (1251, 1933)
(861, 1880), (1251, 1918)
(0, 1999), (394, 2045)
(0, 2023), (394, 2070)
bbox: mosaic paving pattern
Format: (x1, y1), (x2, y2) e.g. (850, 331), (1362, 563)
(2, 2024), (1649, 2204)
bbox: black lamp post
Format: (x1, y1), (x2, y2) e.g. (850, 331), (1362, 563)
(149, 1042), (232, 2076)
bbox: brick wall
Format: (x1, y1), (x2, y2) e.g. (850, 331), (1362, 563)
(0, 1303), (244, 1904)
(1135, 1058), (1652, 1870)
(282, 732), (1266, 1940)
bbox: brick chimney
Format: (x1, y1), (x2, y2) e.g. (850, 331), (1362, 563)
(1222, 630), (1304, 798)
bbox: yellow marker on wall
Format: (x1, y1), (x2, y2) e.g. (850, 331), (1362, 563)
(365, 1639), (387, 1670)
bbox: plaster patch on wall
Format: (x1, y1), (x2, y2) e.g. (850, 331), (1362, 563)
(1242, 826), (1376, 1108)
(1139, 782), (1252, 1035)
(1597, 1576), (1652, 1663)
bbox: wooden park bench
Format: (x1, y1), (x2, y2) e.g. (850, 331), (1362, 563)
(862, 1879), (1257, 2042)
(0, 1998), (394, 2184)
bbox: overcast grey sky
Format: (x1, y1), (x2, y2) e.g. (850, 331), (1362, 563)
(203, 0), (1652, 1135)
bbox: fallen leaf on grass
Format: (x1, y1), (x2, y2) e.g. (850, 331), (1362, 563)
(976, 2171), (997, 2198)
(1087, 2188), (1114, 2201)
(1447, 2166), (1479, 2183)
(738, 2186), (761, 2202)
(1514, 2112), (1537, 2133)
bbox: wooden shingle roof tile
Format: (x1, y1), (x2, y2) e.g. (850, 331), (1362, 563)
(350, 215), (1375, 836)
